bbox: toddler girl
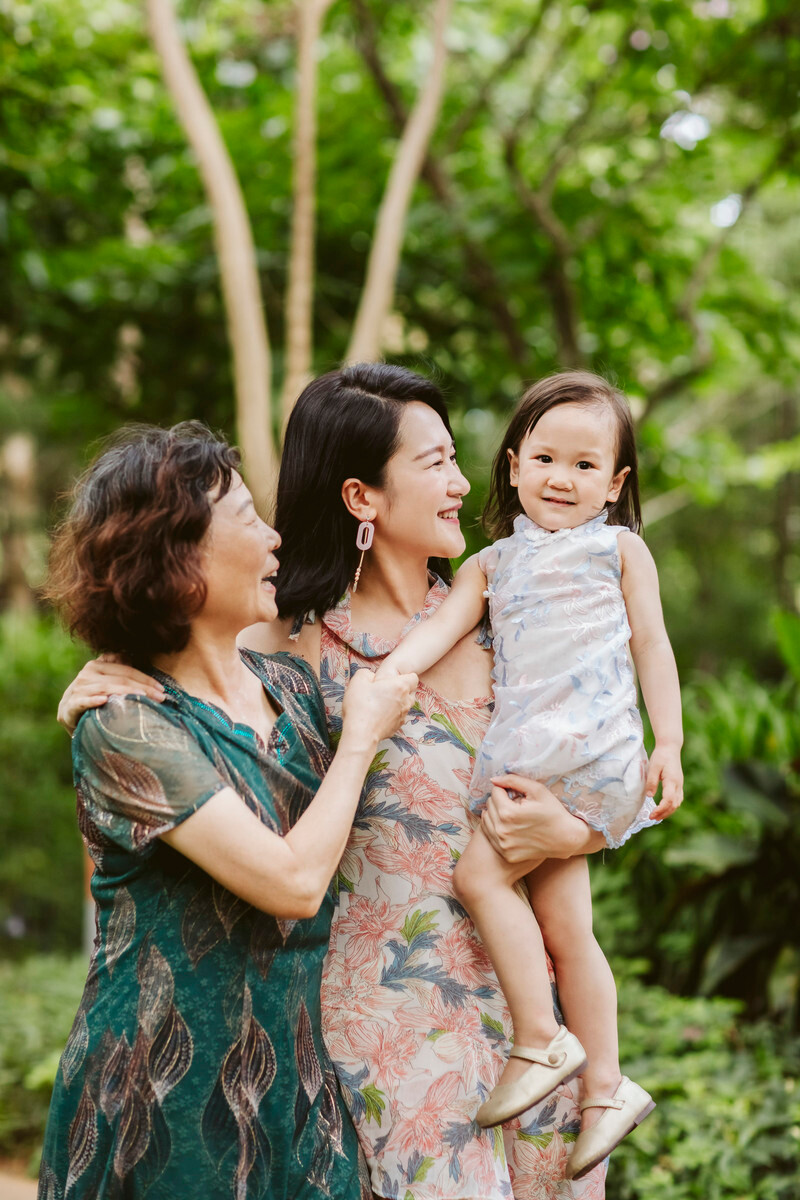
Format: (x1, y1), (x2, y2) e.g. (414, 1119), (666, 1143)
(376, 371), (683, 1180)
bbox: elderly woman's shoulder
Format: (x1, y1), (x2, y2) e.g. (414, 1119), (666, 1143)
(240, 647), (320, 698)
(73, 692), (185, 751)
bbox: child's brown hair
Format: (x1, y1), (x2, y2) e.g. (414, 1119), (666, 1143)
(483, 370), (642, 539)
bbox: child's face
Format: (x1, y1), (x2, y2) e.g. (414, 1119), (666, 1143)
(508, 402), (630, 532)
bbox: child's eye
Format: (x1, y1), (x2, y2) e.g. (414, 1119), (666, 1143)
(577, 461), (594, 470)
(535, 455), (552, 464)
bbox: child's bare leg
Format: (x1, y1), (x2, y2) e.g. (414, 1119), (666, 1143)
(452, 826), (559, 1088)
(527, 855), (621, 1129)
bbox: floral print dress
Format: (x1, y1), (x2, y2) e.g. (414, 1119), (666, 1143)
(316, 581), (606, 1200)
(39, 651), (370, 1200)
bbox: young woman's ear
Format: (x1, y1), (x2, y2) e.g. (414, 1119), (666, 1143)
(606, 465), (631, 504)
(507, 448), (520, 488)
(341, 478), (377, 523)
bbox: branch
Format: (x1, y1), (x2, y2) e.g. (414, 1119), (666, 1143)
(280, 0), (335, 424)
(442, 0), (558, 155)
(352, 0), (528, 365)
(146, 0), (278, 513)
(640, 132), (797, 422)
(346, 0), (452, 364)
(503, 131), (584, 369)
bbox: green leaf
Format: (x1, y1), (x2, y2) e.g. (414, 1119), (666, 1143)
(480, 1013), (505, 1035)
(412, 1155), (435, 1182)
(400, 909), (439, 944)
(361, 1083), (386, 1125)
(517, 1130), (553, 1148)
(431, 712), (475, 756)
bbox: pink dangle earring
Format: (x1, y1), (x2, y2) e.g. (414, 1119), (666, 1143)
(352, 519), (374, 592)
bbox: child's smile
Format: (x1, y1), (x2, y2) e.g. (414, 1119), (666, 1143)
(508, 403), (630, 532)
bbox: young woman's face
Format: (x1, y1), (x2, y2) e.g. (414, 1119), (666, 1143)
(201, 473), (282, 630)
(509, 403), (629, 532)
(373, 402), (470, 560)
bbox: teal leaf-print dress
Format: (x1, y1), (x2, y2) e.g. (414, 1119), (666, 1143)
(38, 651), (369, 1200)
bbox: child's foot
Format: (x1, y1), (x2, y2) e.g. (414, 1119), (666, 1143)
(476, 1026), (588, 1128)
(565, 1076), (655, 1180)
(579, 1076), (623, 1131)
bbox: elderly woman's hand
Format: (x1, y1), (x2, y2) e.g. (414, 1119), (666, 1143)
(480, 773), (607, 863)
(340, 667), (417, 751)
(57, 655), (166, 735)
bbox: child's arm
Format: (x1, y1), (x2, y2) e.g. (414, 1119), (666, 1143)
(618, 532), (684, 820)
(376, 554), (488, 678)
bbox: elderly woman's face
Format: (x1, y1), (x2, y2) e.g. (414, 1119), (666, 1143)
(201, 472), (281, 630)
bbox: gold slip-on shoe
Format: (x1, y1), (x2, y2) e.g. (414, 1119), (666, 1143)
(475, 1026), (588, 1128)
(565, 1075), (655, 1180)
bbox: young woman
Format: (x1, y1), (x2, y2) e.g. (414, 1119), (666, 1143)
(42, 421), (415, 1199)
(59, 367), (608, 1199)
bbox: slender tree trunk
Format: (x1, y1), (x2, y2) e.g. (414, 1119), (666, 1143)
(0, 433), (37, 614)
(346, 0), (452, 363)
(280, 0), (334, 424)
(146, 0), (278, 514)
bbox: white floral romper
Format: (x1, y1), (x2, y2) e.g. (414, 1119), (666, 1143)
(314, 580), (607, 1200)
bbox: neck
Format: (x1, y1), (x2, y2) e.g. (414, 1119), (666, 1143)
(152, 622), (248, 705)
(351, 543), (433, 626)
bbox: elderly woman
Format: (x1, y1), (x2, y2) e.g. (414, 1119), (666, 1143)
(41, 421), (415, 1199)
(60, 370), (608, 1199)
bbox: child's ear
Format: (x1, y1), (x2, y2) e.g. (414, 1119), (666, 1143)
(606, 465), (630, 504)
(507, 448), (520, 488)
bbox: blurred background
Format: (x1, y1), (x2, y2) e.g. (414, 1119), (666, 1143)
(1, 0), (799, 1193)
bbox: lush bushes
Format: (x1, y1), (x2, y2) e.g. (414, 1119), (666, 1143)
(0, 614), (87, 956)
(611, 964), (800, 1199)
(0, 954), (86, 1158)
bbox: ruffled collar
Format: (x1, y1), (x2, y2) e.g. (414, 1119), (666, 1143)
(512, 508), (609, 545)
(322, 574), (449, 660)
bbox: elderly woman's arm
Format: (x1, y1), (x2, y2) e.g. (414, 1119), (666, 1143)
(161, 669), (415, 920)
(480, 773), (607, 862)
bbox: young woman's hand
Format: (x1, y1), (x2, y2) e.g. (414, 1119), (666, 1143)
(340, 667), (417, 752)
(57, 655), (166, 735)
(481, 773), (606, 862)
(646, 744), (684, 819)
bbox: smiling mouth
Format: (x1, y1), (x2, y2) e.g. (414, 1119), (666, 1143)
(543, 498), (575, 506)
(438, 506), (462, 520)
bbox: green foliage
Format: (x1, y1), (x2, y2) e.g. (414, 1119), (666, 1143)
(612, 967), (800, 1200)
(0, 614), (88, 955)
(593, 622), (800, 1024)
(0, 953), (86, 1155)
(1, 0), (799, 676)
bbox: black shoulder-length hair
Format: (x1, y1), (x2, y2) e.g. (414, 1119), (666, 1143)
(483, 370), (642, 540)
(274, 363), (454, 619)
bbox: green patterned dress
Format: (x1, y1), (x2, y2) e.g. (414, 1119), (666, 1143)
(38, 650), (370, 1200)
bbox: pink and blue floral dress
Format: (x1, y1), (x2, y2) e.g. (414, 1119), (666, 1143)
(316, 580), (606, 1200)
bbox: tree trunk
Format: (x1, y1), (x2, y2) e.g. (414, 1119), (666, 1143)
(280, 0), (334, 424)
(146, 0), (278, 515)
(0, 433), (37, 614)
(346, 0), (452, 364)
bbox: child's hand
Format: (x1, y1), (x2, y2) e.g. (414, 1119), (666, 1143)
(646, 744), (684, 820)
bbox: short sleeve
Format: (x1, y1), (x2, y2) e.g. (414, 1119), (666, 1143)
(73, 696), (229, 855)
(477, 543), (499, 591)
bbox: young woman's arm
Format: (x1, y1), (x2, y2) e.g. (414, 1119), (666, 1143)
(377, 554), (488, 677)
(619, 531), (684, 820)
(161, 668), (416, 919)
(480, 775), (607, 862)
